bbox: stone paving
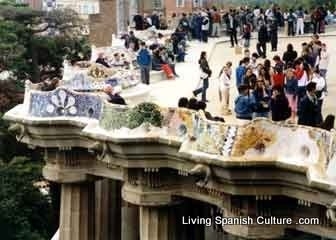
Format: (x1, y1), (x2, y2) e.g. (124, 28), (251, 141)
(149, 31), (336, 124)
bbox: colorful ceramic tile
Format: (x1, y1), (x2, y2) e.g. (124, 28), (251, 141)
(29, 88), (102, 119)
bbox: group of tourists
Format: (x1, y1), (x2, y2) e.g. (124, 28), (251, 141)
(132, 4), (334, 45)
(123, 5), (336, 130)
(191, 32), (333, 129)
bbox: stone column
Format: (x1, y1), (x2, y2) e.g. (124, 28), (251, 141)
(140, 206), (169, 240)
(121, 201), (139, 240)
(95, 179), (122, 240)
(109, 180), (122, 240)
(59, 182), (95, 240)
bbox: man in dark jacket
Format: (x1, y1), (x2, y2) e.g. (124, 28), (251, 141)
(270, 86), (291, 122)
(257, 23), (268, 58)
(226, 10), (238, 47)
(298, 82), (323, 127)
(269, 18), (278, 51)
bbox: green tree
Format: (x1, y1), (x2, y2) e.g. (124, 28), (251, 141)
(0, 156), (55, 240)
(0, 1), (90, 84)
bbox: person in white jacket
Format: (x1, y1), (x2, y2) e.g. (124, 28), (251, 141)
(311, 68), (326, 109)
(218, 62), (232, 115)
(318, 43), (330, 91)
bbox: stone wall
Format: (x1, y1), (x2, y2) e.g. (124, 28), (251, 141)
(164, 0), (193, 17)
(89, 0), (117, 47)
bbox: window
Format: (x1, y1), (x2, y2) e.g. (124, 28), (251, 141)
(176, 0), (185, 8)
(152, 0), (162, 9)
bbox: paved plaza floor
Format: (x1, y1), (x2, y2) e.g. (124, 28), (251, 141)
(149, 33), (336, 124)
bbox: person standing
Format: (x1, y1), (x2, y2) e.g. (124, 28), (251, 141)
(242, 23), (251, 48)
(201, 12), (210, 43)
(218, 64), (232, 115)
(298, 82), (323, 127)
(287, 9), (296, 36)
(257, 23), (268, 58)
(318, 43), (330, 91)
(235, 58), (249, 89)
(211, 8), (221, 37)
(282, 44), (298, 68)
(193, 51), (212, 102)
(269, 18), (278, 51)
(137, 42), (152, 85)
(284, 69), (298, 123)
(311, 69), (326, 109)
(226, 10), (238, 48)
(296, 7), (304, 35)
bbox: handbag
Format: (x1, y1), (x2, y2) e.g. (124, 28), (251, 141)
(200, 70), (209, 79)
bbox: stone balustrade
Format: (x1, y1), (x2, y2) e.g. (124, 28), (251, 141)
(4, 88), (336, 240)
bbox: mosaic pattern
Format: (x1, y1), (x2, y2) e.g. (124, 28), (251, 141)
(193, 117), (229, 155)
(99, 104), (196, 139)
(62, 73), (105, 91)
(29, 88), (102, 119)
(100, 103), (129, 130)
(164, 108), (194, 138)
(221, 126), (238, 156)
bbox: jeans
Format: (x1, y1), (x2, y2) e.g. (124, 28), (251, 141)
(201, 30), (208, 42)
(140, 65), (150, 85)
(257, 42), (266, 58)
(193, 78), (209, 102)
(253, 112), (269, 119)
(296, 18), (304, 35)
(229, 30), (238, 47)
(297, 86), (306, 110)
(212, 23), (220, 37)
(288, 22), (295, 36)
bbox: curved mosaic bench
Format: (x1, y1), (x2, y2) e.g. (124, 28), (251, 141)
(28, 87), (103, 119)
(96, 102), (336, 183)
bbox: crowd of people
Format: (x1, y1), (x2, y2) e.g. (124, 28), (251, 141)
(229, 33), (333, 129)
(93, 5), (336, 131)
(176, 33), (334, 131)
(132, 4), (334, 45)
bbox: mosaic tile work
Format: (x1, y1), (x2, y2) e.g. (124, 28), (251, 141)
(221, 126), (238, 156)
(62, 73), (106, 91)
(99, 104), (196, 139)
(163, 108), (194, 138)
(29, 88), (102, 119)
(193, 116), (229, 155)
(99, 103), (129, 130)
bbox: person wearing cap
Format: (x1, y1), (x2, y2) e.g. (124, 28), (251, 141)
(297, 81), (323, 127)
(234, 84), (255, 120)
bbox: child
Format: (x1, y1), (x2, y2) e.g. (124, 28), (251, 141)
(234, 84), (255, 120)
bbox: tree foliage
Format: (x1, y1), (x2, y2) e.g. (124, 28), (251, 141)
(0, 156), (55, 240)
(0, 1), (91, 84)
